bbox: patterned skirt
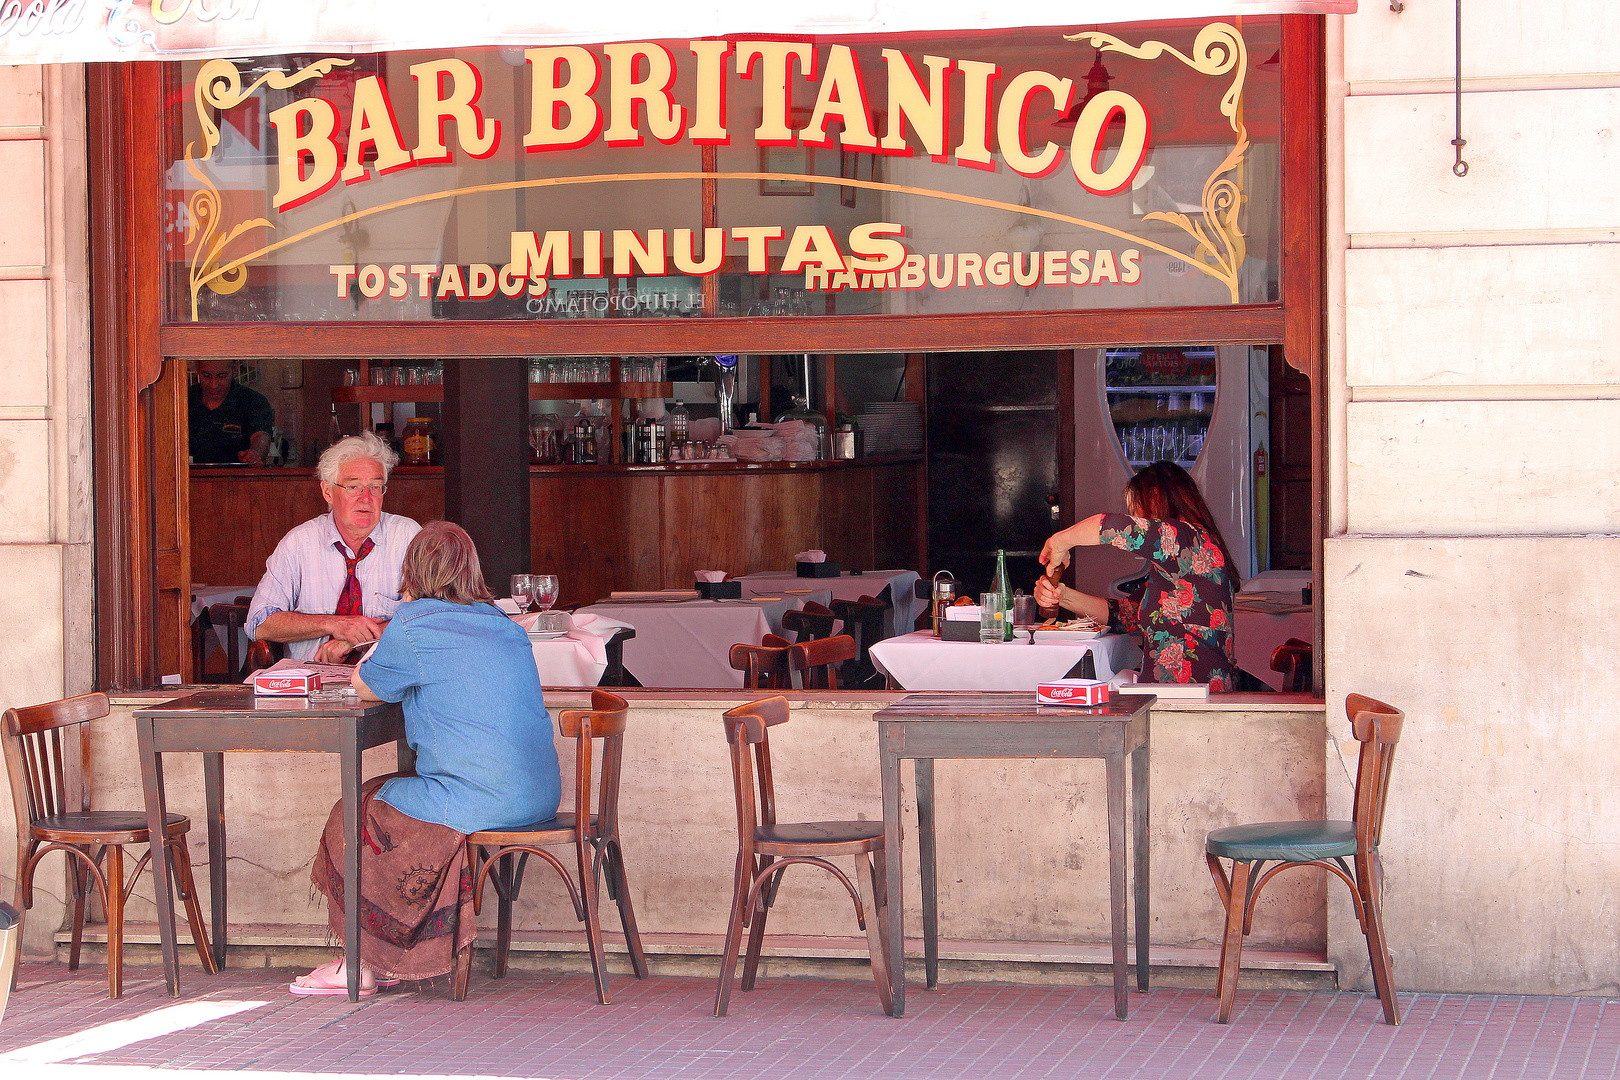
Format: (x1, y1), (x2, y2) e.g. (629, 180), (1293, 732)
(310, 776), (475, 981)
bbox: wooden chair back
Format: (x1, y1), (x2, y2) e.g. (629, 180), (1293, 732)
(1270, 637), (1313, 693)
(721, 695), (790, 844)
(729, 635), (793, 689)
(207, 603), (251, 683)
(782, 601), (836, 643)
(2, 692), (104, 828)
(1346, 694), (1404, 856)
(599, 626), (641, 686)
(789, 635), (858, 690)
(555, 690), (630, 843)
(830, 595), (890, 687)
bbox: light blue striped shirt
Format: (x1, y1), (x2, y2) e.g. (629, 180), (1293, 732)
(246, 512), (422, 661)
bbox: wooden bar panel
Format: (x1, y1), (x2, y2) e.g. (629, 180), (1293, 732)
(189, 470), (445, 588)
(192, 460), (923, 604)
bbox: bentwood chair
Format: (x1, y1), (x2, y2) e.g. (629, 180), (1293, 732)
(715, 695), (893, 1016)
(728, 634), (794, 690)
(782, 601), (836, 644)
(1205, 694), (1405, 1025)
(453, 690), (648, 1004)
(829, 596), (890, 689)
(3, 693), (215, 998)
(1270, 638), (1313, 694)
(788, 635), (858, 690)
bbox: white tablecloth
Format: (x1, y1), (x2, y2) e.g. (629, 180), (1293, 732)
(1234, 570), (1315, 691)
(869, 630), (1144, 691)
(574, 597), (815, 688)
(522, 612), (635, 688)
(738, 569), (922, 638)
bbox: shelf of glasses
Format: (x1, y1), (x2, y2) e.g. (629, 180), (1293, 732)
(332, 382), (673, 404)
(1105, 384), (1217, 394)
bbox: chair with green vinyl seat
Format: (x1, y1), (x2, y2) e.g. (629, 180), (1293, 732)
(1204, 693), (1404, 1025)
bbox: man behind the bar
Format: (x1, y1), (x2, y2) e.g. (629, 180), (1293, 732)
(248, 431), (422, 663)
(189, 359), (275, 465)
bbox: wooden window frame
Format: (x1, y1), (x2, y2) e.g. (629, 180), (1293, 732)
(91, 18), (1327, 690)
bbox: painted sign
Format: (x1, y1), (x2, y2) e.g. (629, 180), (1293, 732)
(178, 24), (1263, 321)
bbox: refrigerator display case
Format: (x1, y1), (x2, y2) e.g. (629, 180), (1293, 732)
(1104, 347), (1218, 470)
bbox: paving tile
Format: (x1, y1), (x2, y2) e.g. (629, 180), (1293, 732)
(1, 963), (1618, 1079)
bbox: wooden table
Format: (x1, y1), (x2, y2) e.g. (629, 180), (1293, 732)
(135, 687), (409, 1001)
(873, 691), (1153, 1018)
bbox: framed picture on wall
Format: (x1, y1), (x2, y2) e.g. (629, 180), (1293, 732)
(759, 109), (815, 196)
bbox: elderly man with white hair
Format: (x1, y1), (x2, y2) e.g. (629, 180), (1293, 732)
(248, 432), (423, 663)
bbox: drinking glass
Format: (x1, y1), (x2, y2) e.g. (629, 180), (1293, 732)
(979, 592), (1005, 644)
(530, 574), (560, 612)
(509, 574), (536, 613)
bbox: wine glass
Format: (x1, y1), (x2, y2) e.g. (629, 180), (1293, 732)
(530, 574), (560, 612)
(509, 574), (536, 613)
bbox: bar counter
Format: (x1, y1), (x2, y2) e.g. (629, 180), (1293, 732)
(191, 457), (923, 607)
(84, 689), (1330, 985)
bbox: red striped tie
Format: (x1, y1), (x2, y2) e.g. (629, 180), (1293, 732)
(334, 538), (374, 617)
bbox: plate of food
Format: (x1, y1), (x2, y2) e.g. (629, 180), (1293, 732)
(1018, 617), (1105, 642)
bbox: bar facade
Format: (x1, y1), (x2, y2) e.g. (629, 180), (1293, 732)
(2, 1), (1617, 998)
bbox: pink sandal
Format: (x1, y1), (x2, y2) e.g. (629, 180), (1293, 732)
(288, 960), (379, 997)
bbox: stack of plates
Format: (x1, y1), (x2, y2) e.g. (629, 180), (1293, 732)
(856, 401), (924, 454)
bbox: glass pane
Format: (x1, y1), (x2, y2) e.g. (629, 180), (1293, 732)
(166, 19), (1279, 323)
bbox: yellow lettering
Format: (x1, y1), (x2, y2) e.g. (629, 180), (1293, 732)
(603, 43), (684, 145)
(523, 47), (602, 151)
(340, 76), (413, 185)
(687, 40), (730, 143)
(880, 51), (951, 159)
(270, 97), (340, 211)
(1070, 90), (1150, 195)
(411, 58), (499, 162)
(737, 41), (813, 144)
(998, 69), (1072, 178)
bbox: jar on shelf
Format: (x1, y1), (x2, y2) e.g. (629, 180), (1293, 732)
(402, 417), (435, 465)
(529, 414), (562, 465)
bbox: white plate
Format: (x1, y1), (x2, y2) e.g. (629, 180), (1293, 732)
(1017, 628), (1104, 642)
(528, 630), (570, 641)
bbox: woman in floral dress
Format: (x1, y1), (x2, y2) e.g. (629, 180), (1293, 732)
(1034, 462), (1240, 690)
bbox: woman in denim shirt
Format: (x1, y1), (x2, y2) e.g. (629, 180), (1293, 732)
(292, 521), (560, 995)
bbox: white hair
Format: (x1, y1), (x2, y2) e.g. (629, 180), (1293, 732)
(318, 431), (398, 485)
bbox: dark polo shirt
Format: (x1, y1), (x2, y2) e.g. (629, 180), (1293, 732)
(188, 381), (274, 463)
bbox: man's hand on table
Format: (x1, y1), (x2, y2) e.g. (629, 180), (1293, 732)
(326, 614), (386, 645)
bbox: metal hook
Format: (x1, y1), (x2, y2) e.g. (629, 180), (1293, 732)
(1450, 0), (1469, 178)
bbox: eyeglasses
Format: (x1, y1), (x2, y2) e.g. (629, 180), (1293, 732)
(332, 481), (387, 498)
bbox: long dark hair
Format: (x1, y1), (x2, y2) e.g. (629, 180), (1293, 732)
(1123, 462), (1241, 587)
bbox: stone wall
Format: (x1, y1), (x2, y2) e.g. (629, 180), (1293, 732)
(95, 694), (1325, 956)
(0, 64), (90, 954)
(1328, 5), (1620, 993)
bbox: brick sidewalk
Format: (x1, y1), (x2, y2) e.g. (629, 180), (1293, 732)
(1, 963), (1616, 1079)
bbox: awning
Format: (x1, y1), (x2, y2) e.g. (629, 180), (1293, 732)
(2, 2), (1355, 66)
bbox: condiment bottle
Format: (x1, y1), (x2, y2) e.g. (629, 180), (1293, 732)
(930, 571), (956, 637)
(669, 399), (689, 449)
(402, 417), (434, 466)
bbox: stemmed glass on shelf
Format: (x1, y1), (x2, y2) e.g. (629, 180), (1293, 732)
(509, 574), (537, 613)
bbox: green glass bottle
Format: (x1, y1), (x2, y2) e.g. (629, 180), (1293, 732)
(991, 548), (1014, 641)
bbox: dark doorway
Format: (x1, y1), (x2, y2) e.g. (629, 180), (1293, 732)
(1267, 346), (1313, 570)
(926, 351), (1073, 598)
